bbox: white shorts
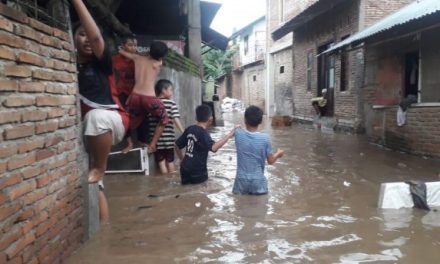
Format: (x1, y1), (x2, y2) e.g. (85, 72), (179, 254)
(83, 109), (125, 145)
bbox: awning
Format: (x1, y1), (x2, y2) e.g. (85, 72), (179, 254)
(200, 1), (228, 50)
(323, 0), (440, 54)
(271, 0), (348, 41)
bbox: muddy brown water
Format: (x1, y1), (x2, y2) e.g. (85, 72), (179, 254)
(67, 113), (440, 263)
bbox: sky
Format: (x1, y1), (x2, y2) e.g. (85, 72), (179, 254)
(204, 0), (266, 37)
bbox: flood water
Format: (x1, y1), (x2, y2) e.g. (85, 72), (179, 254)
(68, 113), (440, 263)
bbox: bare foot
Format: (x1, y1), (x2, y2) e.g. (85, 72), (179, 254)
(121, 141), (133, 154)
(88, 168), (104, 184)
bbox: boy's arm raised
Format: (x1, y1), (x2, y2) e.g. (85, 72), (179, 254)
(211, 126), (237, 153)
(71, 0), (105, 59)
(267, 149), (284, 165)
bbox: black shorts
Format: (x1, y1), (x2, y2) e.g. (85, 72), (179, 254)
(154, 148), (174, 162)
(180, 167), (208, 185)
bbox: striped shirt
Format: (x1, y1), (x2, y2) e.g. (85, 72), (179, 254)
(148, 98), (180, 149)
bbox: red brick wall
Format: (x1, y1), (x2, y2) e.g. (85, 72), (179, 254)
(363, 0), (416, 28)
(0, 4), (84, 263)
(367, 107), (440, 158)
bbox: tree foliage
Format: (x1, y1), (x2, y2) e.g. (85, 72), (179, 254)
(202, 45), (237, 80)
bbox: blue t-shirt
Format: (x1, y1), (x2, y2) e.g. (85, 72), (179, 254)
(233, 128), (272, 194)
(175, 125), (214, 177)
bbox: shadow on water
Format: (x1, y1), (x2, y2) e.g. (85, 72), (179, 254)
(68, 112), (440, 264)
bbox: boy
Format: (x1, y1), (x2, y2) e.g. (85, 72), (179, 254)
(175, 105), (236, 184)
(112, 34), (140, 153)
(233, 105), (284, 195)
(119, 41), (169, 153)
(149, 79), (184, 174)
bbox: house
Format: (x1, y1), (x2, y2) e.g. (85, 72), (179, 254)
(217, 16), (267, 111)
(271, 0), (415, 131)
(325, 0), (440, 158)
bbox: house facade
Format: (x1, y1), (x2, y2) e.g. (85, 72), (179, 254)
(271, 0), (415, 131)
(328, 0), (440, 158)
(217, 16), (267, 111)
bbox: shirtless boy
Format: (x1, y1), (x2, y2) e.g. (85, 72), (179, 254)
(119, 41), (169, 152)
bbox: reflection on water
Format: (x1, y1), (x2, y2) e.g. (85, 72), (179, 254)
(67, 113), (440, 264)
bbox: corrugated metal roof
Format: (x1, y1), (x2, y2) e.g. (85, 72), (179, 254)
(324, 0), (440, 54)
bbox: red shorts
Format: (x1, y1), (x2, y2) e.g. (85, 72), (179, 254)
(154, 149), (174, 162)
(126, 92), (169, 129)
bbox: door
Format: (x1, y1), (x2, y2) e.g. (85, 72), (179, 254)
(318, 42), (335, 116)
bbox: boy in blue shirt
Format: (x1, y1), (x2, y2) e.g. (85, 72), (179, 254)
(175, 105), (236, 184)
(233, 105), (284, 195)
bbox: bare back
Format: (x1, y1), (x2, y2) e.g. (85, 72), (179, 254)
(132, 54), (162, 96)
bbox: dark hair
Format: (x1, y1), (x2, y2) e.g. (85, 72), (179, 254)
(155, 79), (173, 96)
(121, 33), (136, 44)
(72, 21), (82, 35)
(196, 105), (212, 122)
(149, 41), (168, 60)
(244, 105), (263, 127)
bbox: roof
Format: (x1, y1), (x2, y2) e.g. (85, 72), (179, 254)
(230, 16), (266, 39)
(114, 0), (228, 50)
(272, 0), (348, 40)
(323, 0), (440, 54)
(200, 1), (229, 50)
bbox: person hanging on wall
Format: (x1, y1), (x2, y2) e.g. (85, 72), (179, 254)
(71, 0), (130, 184)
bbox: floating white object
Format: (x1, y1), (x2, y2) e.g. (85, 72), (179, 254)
(378, 182), (440, 209)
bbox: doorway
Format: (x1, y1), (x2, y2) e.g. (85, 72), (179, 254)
(317, 42), (335, 116)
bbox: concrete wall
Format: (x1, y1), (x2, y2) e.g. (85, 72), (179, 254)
(241, 63), (266, 110)
(159, 67), (201, 127)
(273, 48), (294, 116)
(0, 4), (85, 263)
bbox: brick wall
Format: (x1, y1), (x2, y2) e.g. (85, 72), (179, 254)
(367, 107), (440, 158)
(0, 4), (85, 263)
(242, 63), (266, 110)
(363, 0), (416, 28)
(291, 0), (361, 128)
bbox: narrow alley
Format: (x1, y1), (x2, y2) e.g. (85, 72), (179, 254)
(67, 113), (440, 264)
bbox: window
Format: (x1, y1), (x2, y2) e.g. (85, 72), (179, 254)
(253, 75), (257, 81)
(244, 35), (249, 55)
(404, 52), (419, 98)
(279, 66), (285, 74)
(307, 52), (313, 90)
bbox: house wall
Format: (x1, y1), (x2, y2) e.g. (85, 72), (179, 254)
(0, 4), (86, 263)
(273, 48), (294, 115)
(363, 28), (440, 158)
(292, 0), (361, 129)
(241, 63), (266, 110)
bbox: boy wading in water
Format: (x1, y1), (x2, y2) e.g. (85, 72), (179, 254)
(233, 106), (284, 195)
(119, 41), (169, 153)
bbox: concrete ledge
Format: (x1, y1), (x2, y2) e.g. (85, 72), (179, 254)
(378, 182), (440, 209)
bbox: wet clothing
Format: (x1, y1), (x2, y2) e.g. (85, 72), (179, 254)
(175, 125), (214, 185)
(233, 128), (273, 195)
(112, 53), (135, 105)
(148, 98), (180, 149)
(126, 93), (169, 129)
(77, 48), (129, 140)
(154, 148), (174, 163)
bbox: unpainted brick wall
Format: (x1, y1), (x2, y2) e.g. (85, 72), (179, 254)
(368, 107), (440, 158)
(0, 3), (84, 263)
